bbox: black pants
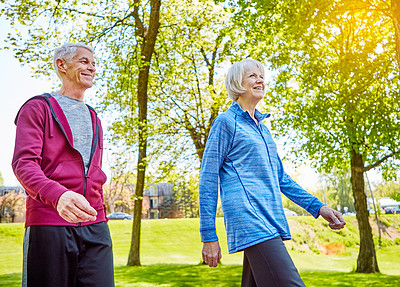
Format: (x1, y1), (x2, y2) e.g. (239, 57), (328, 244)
(241, 237), (305, 287)
(23, 222), (114, 287)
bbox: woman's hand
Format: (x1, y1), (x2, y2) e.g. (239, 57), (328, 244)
(319, 205), (346, 230)
(202, 241), (222, 267)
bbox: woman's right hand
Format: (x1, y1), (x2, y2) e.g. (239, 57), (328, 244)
(202, 241), (222, 267)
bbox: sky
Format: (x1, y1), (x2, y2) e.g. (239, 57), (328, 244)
(0, 20), (51, 186)
(0, 16), (383, 192)
(0, 17), (96, 186)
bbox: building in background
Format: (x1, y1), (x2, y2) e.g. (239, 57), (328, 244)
(0, 186), (25, 223)
(142, 183), (182, 219)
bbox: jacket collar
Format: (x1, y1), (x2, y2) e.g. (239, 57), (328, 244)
(48, 96), (74, 144)
(47, 93), (98, 148)
(230, 101), (270, 122)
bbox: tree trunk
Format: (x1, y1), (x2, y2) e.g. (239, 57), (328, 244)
(127, 0), (161, 267)
(350, 150), (379, 273)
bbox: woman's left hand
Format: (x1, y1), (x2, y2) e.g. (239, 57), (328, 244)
(319, 206), (346, 230)
(202, 241), (222, 267)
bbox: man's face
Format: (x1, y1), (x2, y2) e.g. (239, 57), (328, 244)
(63, 47), (96, 90)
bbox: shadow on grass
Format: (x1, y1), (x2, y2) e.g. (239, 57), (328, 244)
(0, 273), (21, 287)
(2, 265), (400, 286)
(115, 265), (400, 287)
(114, 264), (242, 287)
(301, 270), (400, 287)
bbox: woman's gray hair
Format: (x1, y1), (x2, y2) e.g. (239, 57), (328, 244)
(225, 58), (265, 101)
(53, 43), (94, 79)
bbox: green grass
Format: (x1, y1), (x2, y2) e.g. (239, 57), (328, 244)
(1, 267), (400, 287)
(111, 218), (243, 266)
(1, 216), (400, 286)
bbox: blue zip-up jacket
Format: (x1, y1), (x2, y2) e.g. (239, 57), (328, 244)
(199, 102), (324, 253)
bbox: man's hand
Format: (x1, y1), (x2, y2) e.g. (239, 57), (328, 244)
(56, 191), (97, 223)
(319, 205), (346, 230)
(202, 241), (222, 267)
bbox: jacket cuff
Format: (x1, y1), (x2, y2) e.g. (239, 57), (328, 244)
(200, 228), (219, 242)
(308, 198), (325, 219)
(39, 182), (69, 209)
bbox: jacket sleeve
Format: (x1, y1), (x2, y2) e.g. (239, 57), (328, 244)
(12, 100), (68, 209)
(276, 155), (324, 218)
(199, 115), (234, 242)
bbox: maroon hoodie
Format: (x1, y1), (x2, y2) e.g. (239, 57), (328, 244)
(12, 94), (108, 227)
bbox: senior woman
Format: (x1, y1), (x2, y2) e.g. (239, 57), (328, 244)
(199, 58), (346, 287)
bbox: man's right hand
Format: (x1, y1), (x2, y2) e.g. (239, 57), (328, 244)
(202, 241), (222, 267)
(56, 191), (97, 223)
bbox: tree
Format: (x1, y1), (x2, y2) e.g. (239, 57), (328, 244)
(173, 175), (200, 218)
(103, 165), (135, 214)
(322, 169), (355, 213)
(118, 0), (244, 189)
(391, 0), (400, 72)
(0, 172), (4, 186)
(114, 0), (244, 225)
(391, 191), (400, 201)
(159, 192), (179, 218)
(227, 0), (400, 273)
(0, 191), (25, 223)
(373, 181), (400, 198)
(373, 181), (400, 203)
(124, 0), (161, 267)
(150, 0), (241, 165)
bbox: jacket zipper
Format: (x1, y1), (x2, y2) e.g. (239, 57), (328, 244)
(44, 95), (98, 227)
(246, 112), (275, 173)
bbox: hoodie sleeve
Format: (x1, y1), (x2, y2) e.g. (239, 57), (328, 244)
(12, 99), (68, 209)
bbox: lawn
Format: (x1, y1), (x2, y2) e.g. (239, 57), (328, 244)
(1, 216), (400, 286)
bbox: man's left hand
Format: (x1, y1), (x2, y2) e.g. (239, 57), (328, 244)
(319, 205), (346, 230)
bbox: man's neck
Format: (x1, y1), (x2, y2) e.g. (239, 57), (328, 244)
(57, 86), (85, 101)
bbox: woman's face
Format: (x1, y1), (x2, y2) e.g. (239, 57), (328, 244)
(240, 66), (265, 103)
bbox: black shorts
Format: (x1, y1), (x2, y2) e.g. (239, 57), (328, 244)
(23, 222), (114, 287)
(242, 236), (305, 287)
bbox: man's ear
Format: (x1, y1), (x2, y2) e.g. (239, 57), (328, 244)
(56, 58), (67, 75)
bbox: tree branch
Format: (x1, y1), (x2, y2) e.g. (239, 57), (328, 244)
(364, 150), (400, 171)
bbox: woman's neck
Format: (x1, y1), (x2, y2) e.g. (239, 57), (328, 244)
(236, 98), (258, 124)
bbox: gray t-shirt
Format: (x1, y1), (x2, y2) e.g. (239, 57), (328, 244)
(51, 92), (93, 172)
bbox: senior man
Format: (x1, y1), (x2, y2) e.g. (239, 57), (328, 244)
(12, 43), (114, 287)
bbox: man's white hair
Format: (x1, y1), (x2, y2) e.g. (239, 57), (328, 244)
(225, 58), (265, 101)
(53, 43), (94, 79)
